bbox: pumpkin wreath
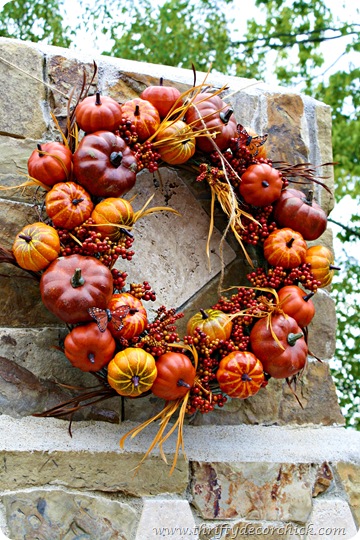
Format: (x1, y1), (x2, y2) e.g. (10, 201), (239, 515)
(0, 61), (338, 474)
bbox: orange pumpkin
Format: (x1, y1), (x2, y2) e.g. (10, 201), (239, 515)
(107, 347), (157, 397)
(12, 222), (60, 272)
(240, 163), (283, 207)
(91, 197), (134, 240)
(277, 285), (315, 328)
(107, 292), (148, 340)
(27, 142), (72, 187)
(64, 322), (116, 372)
(305, 245), (340, 287)
(140, 77), (182, 119)
(75, 91), (123, 133)
(216, 351), (265, 399)
(155, 120), (196, 165)
(186, 308), (232, 341)
(151, 352), (196, 400)
(263, 228), (307, 269)
(45, 181), (94, 230)
(120, 98), (160, 142)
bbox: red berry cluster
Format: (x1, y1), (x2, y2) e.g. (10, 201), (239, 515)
(116, 118), (139, 146)
(134, 141), (161, 173)
(237, 206), (278, 246)
(136, 306), (183, 357)
(129, 281), (157, 302)
(247, 264), (321, 291)
(111, 268), (128, 291)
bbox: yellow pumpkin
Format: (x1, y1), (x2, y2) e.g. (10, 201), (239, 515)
(186, 308), (233, 341)
(155, 120), (196, 165)
(107, 347), (157, 397)
(12, 222), (60, 272)
(305, 245), (340, 287)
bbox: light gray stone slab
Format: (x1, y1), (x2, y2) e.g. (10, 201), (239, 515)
(306, 498), (358, 539)
(135, 499), (197, 540)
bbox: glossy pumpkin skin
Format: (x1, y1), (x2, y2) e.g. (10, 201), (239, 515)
(185, 92), (237, 153)
(240, 163), (283, 206)
(277, 285), (315, 328)
(151, 352), (196, 400)
(12, 222), (60, 272)
(140, 78), (182, 118)
(75, 92), (123, 133)
(263, 228), (307, 269)
(45, 181), (94, 230)
(64, 322), (116, 372)
(155, 120), (196, 165)
(40, 254), (113, 324)
(91, 197), (134, 240)
(120, 98), (160, 142)
(216, 351), (265, 399)
(27, 142), (72, 187)
(250, 314), (308, 379)
(273, 189), (327, 240)
(107, 292), (148, 340)
(305, 245), (338, 287)
(107, 347), (157, 397)
(186, 309), (233, 341)
(73, 131), (137, 198)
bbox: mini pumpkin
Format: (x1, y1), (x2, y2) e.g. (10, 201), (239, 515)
(140, 77), (182, 119)
(107, 292), (148, 340)
(107, 347), (157, 397)
(186, 308), (233, 341)
(64, 322), (116, 372)
(91, 197), (135, 240)
(305, 245), (340, 288)
(12, 222), (60, 272)
(239, 163), (283, 206)
(27, 142), (72, 187)
(263, 228), (307, 269)
(45, 181), (94, 230)
(155, 120), (196, 165)
(75, 91), (123, 133)
(277, 285), (315, 328)
(120, 98), (160, 142)
(216, 351), (265, 399)
(151, 352), (196, 400)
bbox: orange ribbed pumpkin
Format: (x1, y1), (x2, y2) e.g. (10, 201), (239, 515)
(12, 222), (60, 272)
(216, 351), (265, 399)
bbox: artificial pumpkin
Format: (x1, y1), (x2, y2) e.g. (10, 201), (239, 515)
(185, 92), (237, 153)
(12, 222), (60, 272)
(120, 98), (160, 142)
(151, 352), (196, 400)
(216, 351), (265, 399)
(140, 78), (182, 119)
(186, 308), (232, 341)
(75, 91), (123, 133)
(277, 285), (315, 328)
(154, 120), (196, 165)
(250, 314), (308, 379)
(64, 322), (116, 372)
(107, 292), (148, 340)
(239, 163), (283, 206)
(45, 181), (94, 230)
(40, 254), (113, 324)
(27, 142), (72, 187)
(305, 245), (340, 288)
(273, 188), (327, 240)
(72, 130), (137, 198)
(263, 228), (307, 269)
(91, 197), (134, 240)
(107, 347), (157, 397)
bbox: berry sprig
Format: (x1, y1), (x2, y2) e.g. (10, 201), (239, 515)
(116, 118), (139, 147)
(247, 264), (321, 291)
(111, 268), (128, 291)
(129, 281), (157, 302)
(136, 306), (184, 357)
(134, 141), (161, 173)
(237, 206), (278, 246)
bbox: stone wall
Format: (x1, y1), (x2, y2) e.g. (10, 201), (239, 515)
(0, 37), (359, 539)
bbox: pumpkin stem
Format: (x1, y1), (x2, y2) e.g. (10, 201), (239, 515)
(305, 190), (314, 205)
(286, 237), (295, 248)
(287, 332), (303, 346)
(177, 379), (191, 389)
(159, 77), (164, 86)
(303, 292), (315, 302)
(199, 309), (209, 320)
(241, 373), (252, 382)
(70, 268), (85, 288)
(88, 353), (95, 364)
(95, 91), (101, 106)
(134, 105), (140, 117)
(329, 265), (341, 271)
(18, 234), (32, 243)
(37, 143), (44, 157)
(129, 308), (139, 315)
(132, 375), (140, 388)
(72, 197), (84, 206)
(262, 180), (270, 188)
(219, 108), (234, 125)
(110, 151), (123, 168)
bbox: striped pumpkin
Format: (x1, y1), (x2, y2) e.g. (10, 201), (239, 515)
(216, 351), (265, 399)
(107, 347), (157, 397)
(91, 197), (134, 240)
(12, 222), (60, 272)
(107, 292), (148, 340)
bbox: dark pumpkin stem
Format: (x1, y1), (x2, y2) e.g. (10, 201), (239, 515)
(88, 353), (95, 364)
(287, 332), (303, 346)
(200, 308), (209, 319)
(159, 77), (164, 86)
(329, 265), (341, 271)
(70, 268), (85, 288)
(177, 379), (191, 389)
(286, 237), (295, 248)
(18, 234), (32, 243)
(219, 108), (234, 125)
(120, 227), (134, 238)
(129, 308), (139, 315)
(72, 198), (84, 206)
(95, 91), (101, 106)
(134, 105), (140, 117)
(241, 373), (252, 382)
(305, 190), (314, 206)
(303, 292), (315, 302)
(262, 180), (270, 188)
(37, 143), (44, 157)
(132, 375), (140, 387)
(110, 151), (123, 168)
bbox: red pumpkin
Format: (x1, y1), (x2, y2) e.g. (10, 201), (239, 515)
(239, 163), (283, 206)
(250, 314), (308, 379)
(186, 308), (232, 341)
(273, 189), (327, 240)
(91, 197), (135, 240)
(107, 292), (148, 340)
(151, 352), (196, 400)
(305, 245), (340, 288)
(12, 222), (60, 272)
(45, 181), (94, 230)
(216, 351), (265, 399)
(155, 120), (196, 165)
(185, 92), (237, 152)
(73, 131), (137, 198)
(27, 142), (72, 187)
(40, 254), (113, 324)
(64, 322), (116, 372)
(140, 77), (182, 118)
(263, 228), (307, 269)
(75, 91), (123, 133)
(107, 347), (157, 397)
(120, 98), (160, 142)
(277, 285), (315, 328)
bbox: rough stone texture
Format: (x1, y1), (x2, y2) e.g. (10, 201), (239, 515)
(135, 499), (196, 540)
(335, 462), (360, 528)
(307, 288), (337, 359)
(306, 498), (358, 539)
(3, 488), (138, 540)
